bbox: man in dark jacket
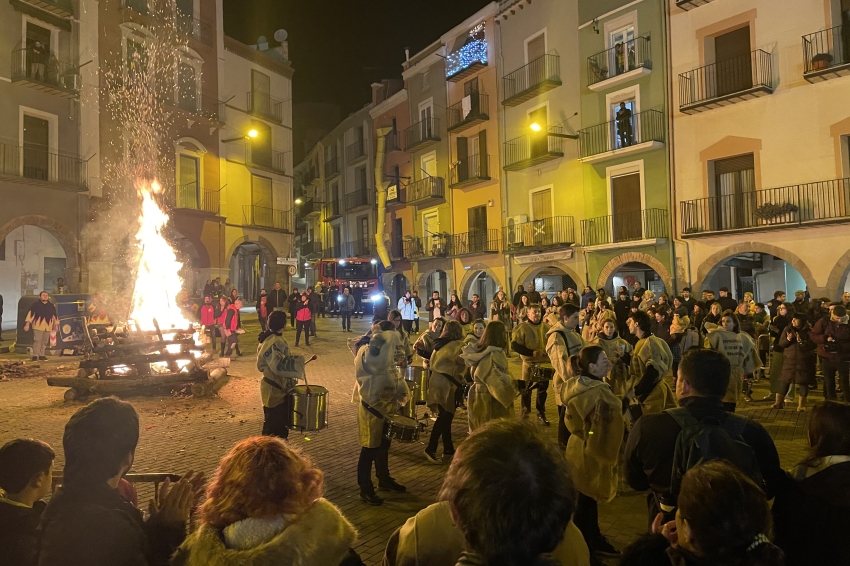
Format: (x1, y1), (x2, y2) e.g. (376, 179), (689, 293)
(468, 293), (487, 321)
(511, 285), (526, 308)
(767, 291), (786, 317)
(38, 398), (202, 566)
(306, 287), (321, 337)
(811, 304), (850, 402)
(624, 348), (783, 527)
(716, 287), (737, 312)
(679, 287), (696, 314)
(287, 289), (301, 327)
(266, 282), (288, 328)
(426, 291), (442, 322)
(792, 290), (810, 316)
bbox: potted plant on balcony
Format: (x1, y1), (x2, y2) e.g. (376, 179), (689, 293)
(754, 202), (799, 224)
(812, 52), (833, 71)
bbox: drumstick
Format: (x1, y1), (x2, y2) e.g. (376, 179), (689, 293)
(304, 354), (318, 364)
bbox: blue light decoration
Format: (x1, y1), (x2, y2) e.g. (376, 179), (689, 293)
(446, 24), (488, 79)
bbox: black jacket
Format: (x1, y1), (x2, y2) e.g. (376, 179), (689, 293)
(623, 396), (783, 498)
(0, 498), (45, 566)
(38, 483), (185, 566)
(266, 289), (287, 310)
(717, 295), (737, 313)
(468, 301), (486, 321)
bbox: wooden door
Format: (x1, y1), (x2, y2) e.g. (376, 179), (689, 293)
(611, 173), (642, 242)
(715, 27), (752, 97)
(468, 205), (487, 253)
(22, 115), (49, 181)
(527, 33), (546, 62)
(531, 189), (553, 246)
(179, 154), (199, 208)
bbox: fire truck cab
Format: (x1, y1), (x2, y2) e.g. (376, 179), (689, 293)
(314, 257), (383, 315)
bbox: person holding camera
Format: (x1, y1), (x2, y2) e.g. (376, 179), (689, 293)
(811, 304), (850, 402)
(776, 314), (816, 412)
(397, 291), (417, 334)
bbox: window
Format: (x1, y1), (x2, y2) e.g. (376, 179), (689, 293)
(421, 70), (430, 91)
(419, 100), (433, 138)
(251, 69), (271, 115)
(526, 32), (546, 62)
(455, 130), (487, 181)
(250, 122), (271, 167)
(531, 188), (552, 220)
(712, 154), (755, 230)
(468, 205), (488, 253)
(714, 27), (752, 96)
(356, 167), (367, 193)
(251, 174), (273, 208)
(23, 114), (49, 181)
(609, 25), (636, 75)
(24, 22), (52, 83)
(178, 154), (199, 208)
(177, 62), (197, 111)
(528, 105), (549, 157)
(359, 217), (369, 252)
(420, 153), (437, 180)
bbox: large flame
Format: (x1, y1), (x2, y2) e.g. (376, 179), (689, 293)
(129, 181), (192, 331)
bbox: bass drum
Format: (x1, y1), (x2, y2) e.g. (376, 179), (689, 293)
(286, 385), (328, 431)
(403, 366), (428, 405)
(383, 414), (420, 443)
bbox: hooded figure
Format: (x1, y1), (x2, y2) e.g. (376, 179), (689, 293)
(460, 342), (516, 431)
(705, 322), (760, 408)
(629, 330), (676, 416)
(591, 323), (633, 400)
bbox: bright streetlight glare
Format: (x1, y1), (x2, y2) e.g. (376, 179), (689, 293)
(529, 122), (542, 132)
(247, 128), (259, 138)
(294, 198), (303, 205)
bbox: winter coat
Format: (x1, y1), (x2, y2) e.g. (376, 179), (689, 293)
(267, 289), (287, 310)
(769, 314), (793, 353)
(811, 317), (850, 362)
(200, 304), (216, 326)
(511, 319), (551, 381)
(339, 294), (355, 313)
(511, 290), (526, 308)
(468, 301), (486, 321)
(773, 459), (850, 566)
(546, 323), (585, 406)
(460, 345), (516, 431)
(224, 305), (241, 333)
(792, 298), (810, 316)
(779, 324), (817, 385)
(427, 339), (465, 414)
(580, 290), (596, 310)
(397, 297), (417, 321)
(704, 328), (750, 404)
(489, 298), (512, 328)
(288, 293), (301, 314)
(387, 501), (590, 566)
(591, 332), (633, 399)
(257, 333), (304, 409)
(171, 498), (361, 566)
(563, 376), (624, 502)
(25, 300), (57, 332)
(413, 331), (439, 368)
(296, 303), (312, 322)
(629, 335), (676, 415)
(738, 312), (757, 338)
(0, 497), (45, 566)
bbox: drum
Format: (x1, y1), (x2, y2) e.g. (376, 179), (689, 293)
(286, 385), (328, 431)
(531, 365), (556, 382)
(403, 366), (428, 405)
(383, 414), (420, 443)
(399, 392), (418, 419)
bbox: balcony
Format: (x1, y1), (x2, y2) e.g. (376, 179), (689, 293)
(675, 0), (716, 9)
(680, 177), (850, 237)
(172, 93), (225, 122)
(247, 146), (287, 175)
(247, 90), (284, 123)
(502, 54), (561, 106)
(450, 154), (490, 188)
(581, 208), (669, 249)
(344, 238), (375, 258)
(503, 125), (565, 171)
(296, 198), (322, 219)
(402, 234), (451, 260)
(242, 205), (292, 232)
(384, 130), (401, 152)
(587, 36), (652, 91)
(323, 199), (342, 222)
(447, 92), (489, 132)
(120, 0), (148, 15)
(0, 140), (87, 190)
(11, 0), (73, 18)
(177, 13), (214, 46)
(344, 189), (371, 211)
(579, 109), (664, 163)
(300, 240), (323, 257)
(503, 216), (575, 253)
(346, 139), (367, 163)
(447, 229), (500, 256)
(406, 176), (445, 207)
(446, 38), (488, 81)
(679, 50), (773, 114)
(325, 156), (340, 179)
(390, 239), (406, 261)
(803, 26), (850, 82)
(11, 48), (79, 97)
(173, 183), (220, 215)
(403, 117), (441, 152)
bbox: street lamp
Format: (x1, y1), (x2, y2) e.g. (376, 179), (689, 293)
(529, 122), (579, 139)
(222, 128), (260, 143)
(294, 198), (303, 205)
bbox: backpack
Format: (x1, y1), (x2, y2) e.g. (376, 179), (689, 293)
(665, 407), (763, 500)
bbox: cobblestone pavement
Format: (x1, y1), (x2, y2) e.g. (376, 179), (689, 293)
(0, 314), (815, 565)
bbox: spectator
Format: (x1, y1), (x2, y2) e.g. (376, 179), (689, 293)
(397, 291), (417, 334)
(199, 295), (218, 352)
(454, 306), (473, 332)
(777, 314), (816, 411)
(811, 304), (850, 402)
(38, 398), (203, 566)
(773, 402), (850, 566)
(563, 345), (624, 558)
(222, 299), (243, 357)
(424, 321), (465, 463)
(511, 284), (526, 308)
(295, 293), (312, 347)
(339, 287), (355, 332)
(52, 277), (69, 295)
(28, 40), (47, 80)
(221, 277), (233, 297)
(352, 287), (365, 319)
(701, 301), (722, 336)
(639, 289), (656, 312)
(445, 293), (462, 319)
(23, 292), (57, 362)
(669, 312), (700, 385)
(791, 290), (810, 316)
(228, 288), (239, 303)
(679, 287), (696, 314)
(257, 311), (308, 439)
(716, 287), (737, 312)
(511, 304), (552, 424)
(768, 303), (794, 407)
(172, 436), (363, 566)
(0, 438), (55, 566)
(624, 349), (783, 527)
(767, 291), (787, 317)
(468, 293), (486, 321)
(579, 286), (596, 310)
(287, 288), (301, 327)
(626, 310), (676, 418)
(736, 301), (757, 338)
(306, 287), (321, 337)
(615, 101), (633, 146)
(632, 280), (646, 301)
(267, 282), (288, 320)
(842, 291), (850, 309)
(202, 279), (214, 297)
(621, 461), (785, 566)
(255, 289), (268, 332)
(565, 287), (580, 306)
(411, 290), (422, 332)
(515, 293), (531, 324)
(426, 291), (442, 322)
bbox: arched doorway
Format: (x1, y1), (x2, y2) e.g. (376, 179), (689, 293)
(699, 252), (809, 305)
(467, 271), (498, 303)
(170, 232), (204, 297)
(605, 262), (668, 297)
(390, 273), (410, 306)
(524, 267), (578, 295)
(420, 269), (449, 301)
(230, 242), (272, 303)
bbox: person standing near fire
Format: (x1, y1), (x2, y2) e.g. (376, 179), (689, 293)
(24, 292), (57, 361)
(199, 295), (218, 352)
(222, 299), (243, 358)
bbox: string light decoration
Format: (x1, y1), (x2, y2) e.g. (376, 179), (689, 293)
(446, 23), (488, 78)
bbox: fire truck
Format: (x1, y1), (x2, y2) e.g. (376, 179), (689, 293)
(312, 257), (385, 315)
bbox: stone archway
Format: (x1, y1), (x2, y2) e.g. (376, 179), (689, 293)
(0, 215), (80, 271)
(459, 263), (503, 300)
(515, 262), (585, 292)
(825, 248), (850, 297)
(417, 268), (451, 300)
(225, 235), (279, 265)
(597, 252), (674, 293)
(693, 242), (816, 296)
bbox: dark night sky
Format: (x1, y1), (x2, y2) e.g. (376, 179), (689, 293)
(222, 0), (492, 115)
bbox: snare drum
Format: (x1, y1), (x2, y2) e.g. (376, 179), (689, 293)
(399, 390), (418, 419)
(403, 366), (428, 405)
(286, 385), (328, 431)
(382, 414), (420, 443)
(531, 365), (556, 382)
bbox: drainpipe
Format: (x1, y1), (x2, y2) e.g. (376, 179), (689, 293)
(374, 127), (393, 269)
(496, 17), (512, 293)
(663, 0), (680, 292)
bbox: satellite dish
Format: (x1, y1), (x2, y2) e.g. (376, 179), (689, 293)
(274, 29), (288, 42)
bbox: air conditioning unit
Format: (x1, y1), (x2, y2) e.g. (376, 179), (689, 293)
(506, 214), (528, 245)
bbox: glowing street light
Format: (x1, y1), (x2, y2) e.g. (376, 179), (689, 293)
(529, 122), (578, 140)
(294, 198), (303, 205)
(247, 128), (259, 138)
(530, 122), (543, 132)
(222, 128), (261, 143)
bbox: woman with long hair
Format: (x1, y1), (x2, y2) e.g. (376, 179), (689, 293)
(424, 321), (466, 463)
(445, 293), (462, 319)
(768, 302), (794, 406)
(387, 309), (413, 367)
(464, 318), (486, 347)
(701, 301), (722, 336)
(172, 436), (363, 566)
(516, 293), (531, 325)
(777, 313), (816, 411)
(413, 317), (445, 369)
(460, 320), (516, 431)
(455, 306), (473, 335)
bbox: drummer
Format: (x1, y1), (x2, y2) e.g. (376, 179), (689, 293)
(354, 320), (410, 506)
(413, 317), (446, 369)
(511, 304), (553, 425)
(257, 311), (311, 439)
(424, 320), (466, 463)
(460, 320), (516, 431)
(387, 309), (413, 366)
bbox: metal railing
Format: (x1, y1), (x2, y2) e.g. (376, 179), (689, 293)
(450, 154), (489, 187)
(300, 241), (323, 256)
(21, 0), (73, 14)
(174, 183), (219, 214)
(296, 198), (322, 218)
(406, 176), (445, 204)
(403, 116), (440, 151)
(177, 13), (214, 46)
(324, 199), (341, 220)
(247, 90), (284, 122)
(243, 205), (291, 232)
(120, 0), (148, 14)
(446, 38), (488, 79)
(0, 140), (87, 188)
(579, 109), (664, 158)
(504, 125), (565, 170)
(679, 49), (772, 109)
(344, 189), (370, 210)
(587, 36), (651, 86)
(581, 208), (669, 246)
(345, 238), (375, 257)
(384, 130), (401, 152)
(803, 26), (850, 75)
(247, 146), (286, 174)
(680, 177), (850, 235)
(175, 93), (224, 122)
(447, 92), (489, 131)
(503, 216), (575, 251)
(502, 54), (561, 104)
(346, 139), (366, 161)
(325, 155), (339, 177)
(11, 48), (80, 94)
(390, 238), (406, 260)
(403, 238), (425, 259)
(448, 229), (500, 256)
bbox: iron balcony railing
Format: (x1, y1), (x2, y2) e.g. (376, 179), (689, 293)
(403, 238), (425, 259)
(448, 229), (500, 256)
(581, 208), (669, 246)
(384, 130), (401, 152)
(447, 92), (489, 131)
(247, 146), (286, 174)
(403, 116), (440, 151)
(502, 54), (561, 105)
(680, 177), (850, 235)
(242, 205), (292, 232)
(300, 241), (323, 257)
(503, 125), (565, 171)
(390, 238), (406, 261)
(247, 90), (284, 122)
(323, 199), (342, 221)
(587, 35), (651, 86)
(345, 189), (370, 210)
(406, 176), (445, 204)
(296, 198), (322, 218)
(579, 109), (664, 158)
(0, 140), (87, 189)
(11, 48), (80, 95)
(676, 0), (716, 10)
(346, 139), (366, 161)
(177, 13), (214, 46)
(175, 93), (224, 122)
(19, 0), (73, 16)
(450, 154), (490, 187)
(325, 155), (340, 177)
(345, 238), (375, 258)
(503, 216), (575, 251)
(121, 0), (148, 14)
(679, 49), (772, 110)
(446, 38), (488, 80)
(174, 183), (219, 214)
(803, 26), (850, 76)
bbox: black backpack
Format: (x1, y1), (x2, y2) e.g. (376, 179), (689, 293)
(665, 407), (763, 499)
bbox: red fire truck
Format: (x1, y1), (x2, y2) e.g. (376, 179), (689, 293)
(313, 257), (384, 315)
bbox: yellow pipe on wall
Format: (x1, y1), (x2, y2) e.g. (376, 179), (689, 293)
(374, 127), (393, 269)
